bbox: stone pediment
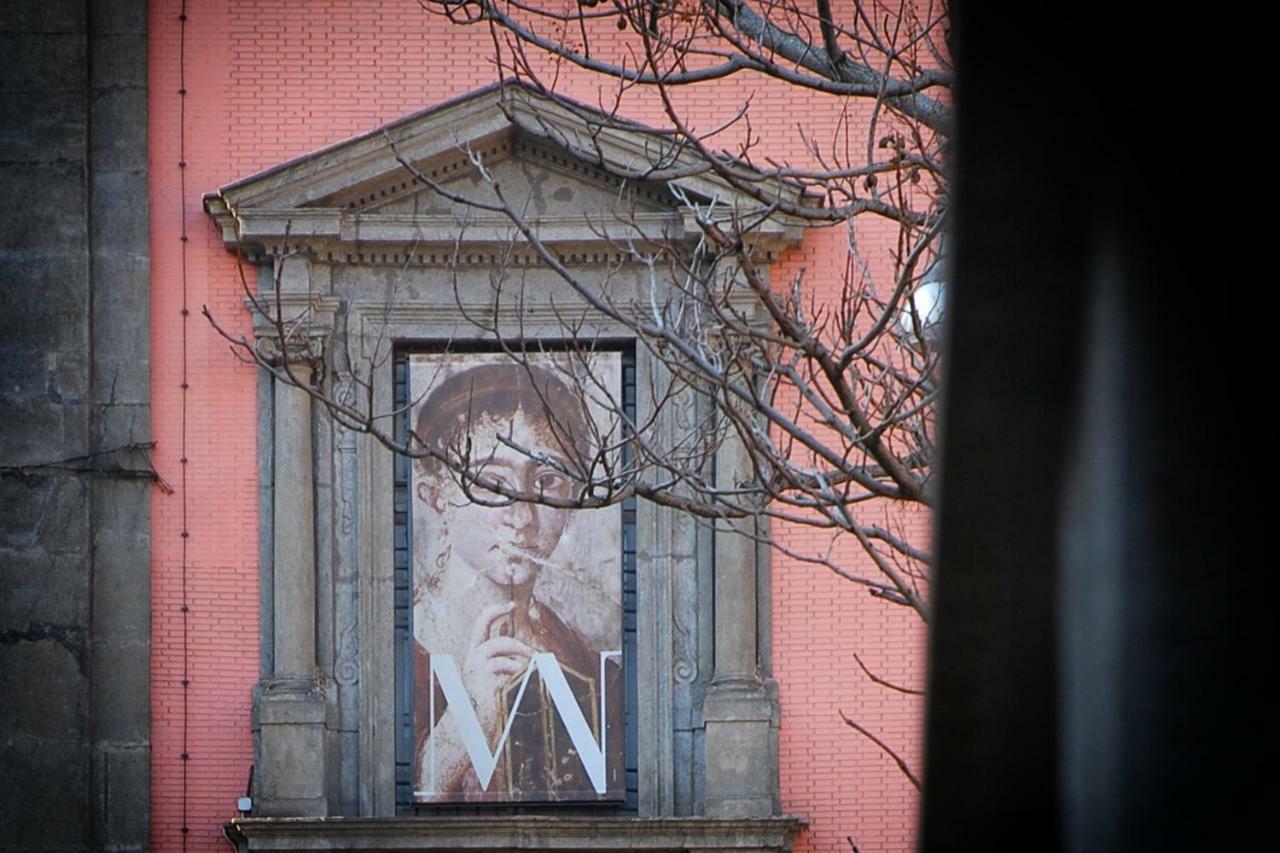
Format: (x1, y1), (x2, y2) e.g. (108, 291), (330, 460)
(204, 81), (805, 257)
(355, 141), (674, 219)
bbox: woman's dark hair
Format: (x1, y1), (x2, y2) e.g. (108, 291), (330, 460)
(413, 361), (593, 478)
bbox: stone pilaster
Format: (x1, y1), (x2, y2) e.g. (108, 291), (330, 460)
(272, 365), (317, 679)
(254, 362), (328, 817)
(702, 430), (780, 819)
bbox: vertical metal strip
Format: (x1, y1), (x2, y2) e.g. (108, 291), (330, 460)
(176, 1), (191, 847)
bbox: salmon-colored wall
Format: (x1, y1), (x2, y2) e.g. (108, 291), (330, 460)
(148, 2), (926, 850)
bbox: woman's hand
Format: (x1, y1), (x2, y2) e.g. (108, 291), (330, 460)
(461, 601), (536, 736)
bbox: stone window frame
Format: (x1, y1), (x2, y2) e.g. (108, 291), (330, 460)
(246, 261), (784, 820)
(389, 340), (643, 814)
(208, 83), (808, 849)
(342, 294), (710, 817)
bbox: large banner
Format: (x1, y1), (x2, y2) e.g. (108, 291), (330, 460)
(409, 352), (624, 803)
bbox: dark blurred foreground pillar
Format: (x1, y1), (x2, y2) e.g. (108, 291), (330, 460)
(922, 5), (1261, 851)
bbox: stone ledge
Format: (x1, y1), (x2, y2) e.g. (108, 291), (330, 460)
(224, 815), (807, 852)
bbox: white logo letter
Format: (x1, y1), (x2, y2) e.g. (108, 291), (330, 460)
(418, 652), (620, 796)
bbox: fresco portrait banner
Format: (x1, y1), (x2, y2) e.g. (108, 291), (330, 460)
(408, 352), (625, 803)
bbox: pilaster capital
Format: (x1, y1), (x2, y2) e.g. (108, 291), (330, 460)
(247, 293), (341, 361)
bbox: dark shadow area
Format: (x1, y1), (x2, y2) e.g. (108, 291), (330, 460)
(922, 5), (1259, 851)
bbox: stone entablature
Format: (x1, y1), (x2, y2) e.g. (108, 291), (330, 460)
(205, 82), (805, 830)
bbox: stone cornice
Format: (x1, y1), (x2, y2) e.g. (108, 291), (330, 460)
(203, 83), (807, 258)
(224, 815), (808, 852)
(502, 89), (813, 216)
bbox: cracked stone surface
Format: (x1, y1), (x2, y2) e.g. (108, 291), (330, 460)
(0, 2), (150, 849)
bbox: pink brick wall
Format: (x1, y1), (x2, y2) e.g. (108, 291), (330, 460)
(769, 230), (928, 853)
(147, 2), (927, 850)
(149, 3), (260, 848)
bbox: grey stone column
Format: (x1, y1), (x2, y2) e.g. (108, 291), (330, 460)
(702, 429), (780, 818)
(273, 367), (316, 679)
(254, 363), (328, 817)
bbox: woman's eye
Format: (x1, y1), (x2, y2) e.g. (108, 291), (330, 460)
(472, 473), (513, 500)
(534, 472), (571, 497)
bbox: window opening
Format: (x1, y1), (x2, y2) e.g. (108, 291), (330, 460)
(394, 345), (638, 814)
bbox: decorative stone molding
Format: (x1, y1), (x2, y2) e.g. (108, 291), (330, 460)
(254, 359), (328, 817)
(225, 815), (806, 852)
(203, 82), (807, 260)
(704, 433), (780, 819)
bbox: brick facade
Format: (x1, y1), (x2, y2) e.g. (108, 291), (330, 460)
(148, 2), (926, 850)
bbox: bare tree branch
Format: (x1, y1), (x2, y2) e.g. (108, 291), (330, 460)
(839, 709), (921, 790)
(852, 652), (924, 695)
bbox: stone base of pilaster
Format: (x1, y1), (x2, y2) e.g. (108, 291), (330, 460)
(702, 676), (781, 819)
(252, 679), (329, 817)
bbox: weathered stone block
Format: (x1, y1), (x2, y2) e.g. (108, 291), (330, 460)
(90, 0), (147, 36)
(0, 549), (90, 629)
(98, 746), (150, 847)
(91, 255), (151, 402)
(0, 4), (150, 850)
(51, 347), (92, 406)
(92, 238), (150, 290)
(90, 489), (151, 643)
(0, 741), (88, 851)
(91, 32), (145, 90)
(0, 0), (83, 34)
(0, 255), (89, 354)
(0, 636), (87, 739)
(90, 402), (150, 453)
(91, 87), (147, 173)
(90, 169), (148, 254)
(254, 685), (329, 817)
(91, 387), (147, 441)
(0, 346), (49, 404)
(257, 694), (327, 726)
(702, 680), (779, 819)
(0, 476), (88, 554)
(90, 638), (149, 743)
(0, 91), (85, 164)
(1, 311), (91, 420)
(90, 406), (149, 457)
(0, 400), (69, 471)
(0, 32), (86, 94)
(0, 164), (87, 252)
(57, 400), (93, 455)
(256, 721), (329, 814)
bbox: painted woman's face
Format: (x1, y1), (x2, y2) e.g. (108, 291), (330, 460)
(420, 406), (576, 589)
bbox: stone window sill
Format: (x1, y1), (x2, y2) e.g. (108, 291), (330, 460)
(225, 814), (807, 852)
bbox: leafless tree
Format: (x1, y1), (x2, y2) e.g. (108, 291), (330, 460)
(207, 0), (949, 789)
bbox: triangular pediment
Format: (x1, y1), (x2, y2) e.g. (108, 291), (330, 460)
(204, 81), (805, 255)
(343, 138), (676, 220)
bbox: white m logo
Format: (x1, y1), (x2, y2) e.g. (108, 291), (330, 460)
(419, 651), (620, 795)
